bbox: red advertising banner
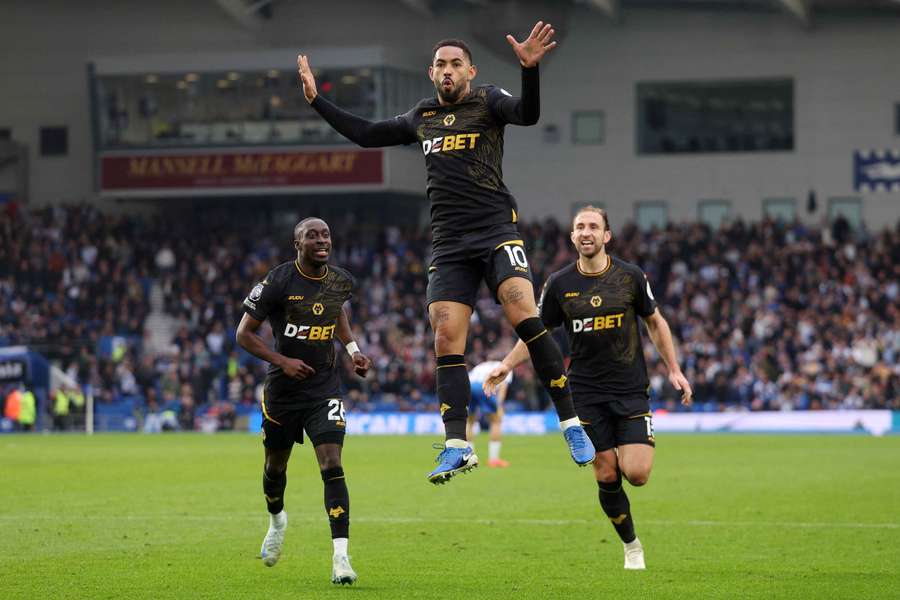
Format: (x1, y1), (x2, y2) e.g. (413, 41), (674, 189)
(100, 149), (383, 191)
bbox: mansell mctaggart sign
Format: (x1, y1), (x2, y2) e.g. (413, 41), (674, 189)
(100, 148), (383, 194)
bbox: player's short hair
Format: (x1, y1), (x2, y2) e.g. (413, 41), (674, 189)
(294, 216), (325, 240)
(573, 205), (611, 232)
(431, 39), (473, 64)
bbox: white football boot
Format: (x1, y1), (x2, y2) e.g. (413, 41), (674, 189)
(624, 537), (646, 570)
(260, 511), (287, 567)
(331, 554), (358, 585)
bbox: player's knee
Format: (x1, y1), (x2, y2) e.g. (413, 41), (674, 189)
(593, 459), (618, 484)
(432, 328), (463, 354)
(624, 469), (650, 487)
(317, 453), (342, 471)
(265, 459), (288, 475)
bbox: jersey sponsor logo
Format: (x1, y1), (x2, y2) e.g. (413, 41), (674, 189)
(564, 292), (579, 298)
(249, 283), (264, 301)
(287, 295), (304, 301)
(243, 299), (257, 310)
(443, 113), (456, 126)
(312, 302), (325, 315)
(550, 375), (567, 389)
(590, 295), (603, 307)
(421, 133), (480, 155)
(283, 322), (336, 341)
(422, 110), (437, 117)
(571, 313), (625, 333)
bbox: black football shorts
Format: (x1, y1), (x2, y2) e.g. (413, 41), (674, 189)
(575, 394), (655, 452)
(261, 391), (347, 449)
(426, 225), (534, 308)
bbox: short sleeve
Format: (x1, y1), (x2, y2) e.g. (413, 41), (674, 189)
(537, 274), (564, 329)
(634, 271), (658, 318)
(242, 273), (280, 322)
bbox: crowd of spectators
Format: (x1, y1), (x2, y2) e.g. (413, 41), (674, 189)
(1, 201), (897, 429)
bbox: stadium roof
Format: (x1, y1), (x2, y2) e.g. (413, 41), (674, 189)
(216, 0), (900, 32)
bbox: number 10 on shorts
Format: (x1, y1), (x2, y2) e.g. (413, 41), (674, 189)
(503, 244), (529, 268)
(327, 399), (346, 422)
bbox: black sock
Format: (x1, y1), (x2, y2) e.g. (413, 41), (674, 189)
(436, 354), (470, 440)
(597, 473), (636, 543)
(322, 467), (350, 539)
(514, 317), (576, 421)
(263, 468), (286, 515)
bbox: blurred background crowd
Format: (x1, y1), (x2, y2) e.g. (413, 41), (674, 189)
(1, 202), (897, 431)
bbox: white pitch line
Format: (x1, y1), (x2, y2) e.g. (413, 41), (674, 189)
(0, 514), (896, 530)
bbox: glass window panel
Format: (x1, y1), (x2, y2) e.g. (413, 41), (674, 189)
(828, 197), (862, 229)
(763, 197), (796, 222)
(635, 202), (667, 231)
(572, 111), (605, 144)
(94, 66), (420, 149)
(637, 79), (793, 155)
(698, 200), (730, 229)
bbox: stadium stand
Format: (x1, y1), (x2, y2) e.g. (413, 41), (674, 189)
(0, 202), (896, 431)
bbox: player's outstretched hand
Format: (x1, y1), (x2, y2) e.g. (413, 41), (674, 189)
(351, 352), (371, 378)
(281, 357), (316, 381)
(506, 20), (557, 68)
(297, 54), (318, 104)
(669, 370), (693, 407)
(483, 363), (511, 396)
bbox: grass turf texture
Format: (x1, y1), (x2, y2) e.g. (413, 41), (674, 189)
(2, 433), (898, 599)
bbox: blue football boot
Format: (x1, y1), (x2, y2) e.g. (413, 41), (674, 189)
(427, 443), (478, 484)
(564, 425), (596, 466)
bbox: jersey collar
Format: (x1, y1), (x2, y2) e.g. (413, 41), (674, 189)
(294, 259), (328, 281)
(576, 255), (612, 277)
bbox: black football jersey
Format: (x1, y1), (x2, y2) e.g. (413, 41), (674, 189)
(311, 68), (540, 250)
(538, 256), (658, 401)
(396, 85), (524, 245)
(242, 260), (355, 405)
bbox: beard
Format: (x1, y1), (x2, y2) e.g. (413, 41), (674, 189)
(578, 242), (603, 259)
(435, 79), (465, 103)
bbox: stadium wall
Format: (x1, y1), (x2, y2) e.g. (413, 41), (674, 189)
(2, 2), (899, 228)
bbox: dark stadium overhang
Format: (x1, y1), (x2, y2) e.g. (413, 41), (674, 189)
(391, 0), (900, 29)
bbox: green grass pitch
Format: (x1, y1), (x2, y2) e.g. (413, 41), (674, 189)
(2, 433), (898, 599)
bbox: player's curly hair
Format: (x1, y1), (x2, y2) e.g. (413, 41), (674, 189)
(431, 39), (473, 64)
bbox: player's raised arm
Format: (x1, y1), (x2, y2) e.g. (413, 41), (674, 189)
(298, 54), (417, 148)
(507, 20), (557, 68)
(489, 21), (556, 126)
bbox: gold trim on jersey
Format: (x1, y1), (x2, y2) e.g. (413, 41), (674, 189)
(511, 208), (518, 223)
(494, 239), (525, 251)
(295, 259), (328, 281)
(627, 412), (653, 419)
(576, 256), (612, 277)
(436, 362), (466, 369)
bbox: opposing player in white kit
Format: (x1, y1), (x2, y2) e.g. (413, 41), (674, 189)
(466, 360), (513, 468)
